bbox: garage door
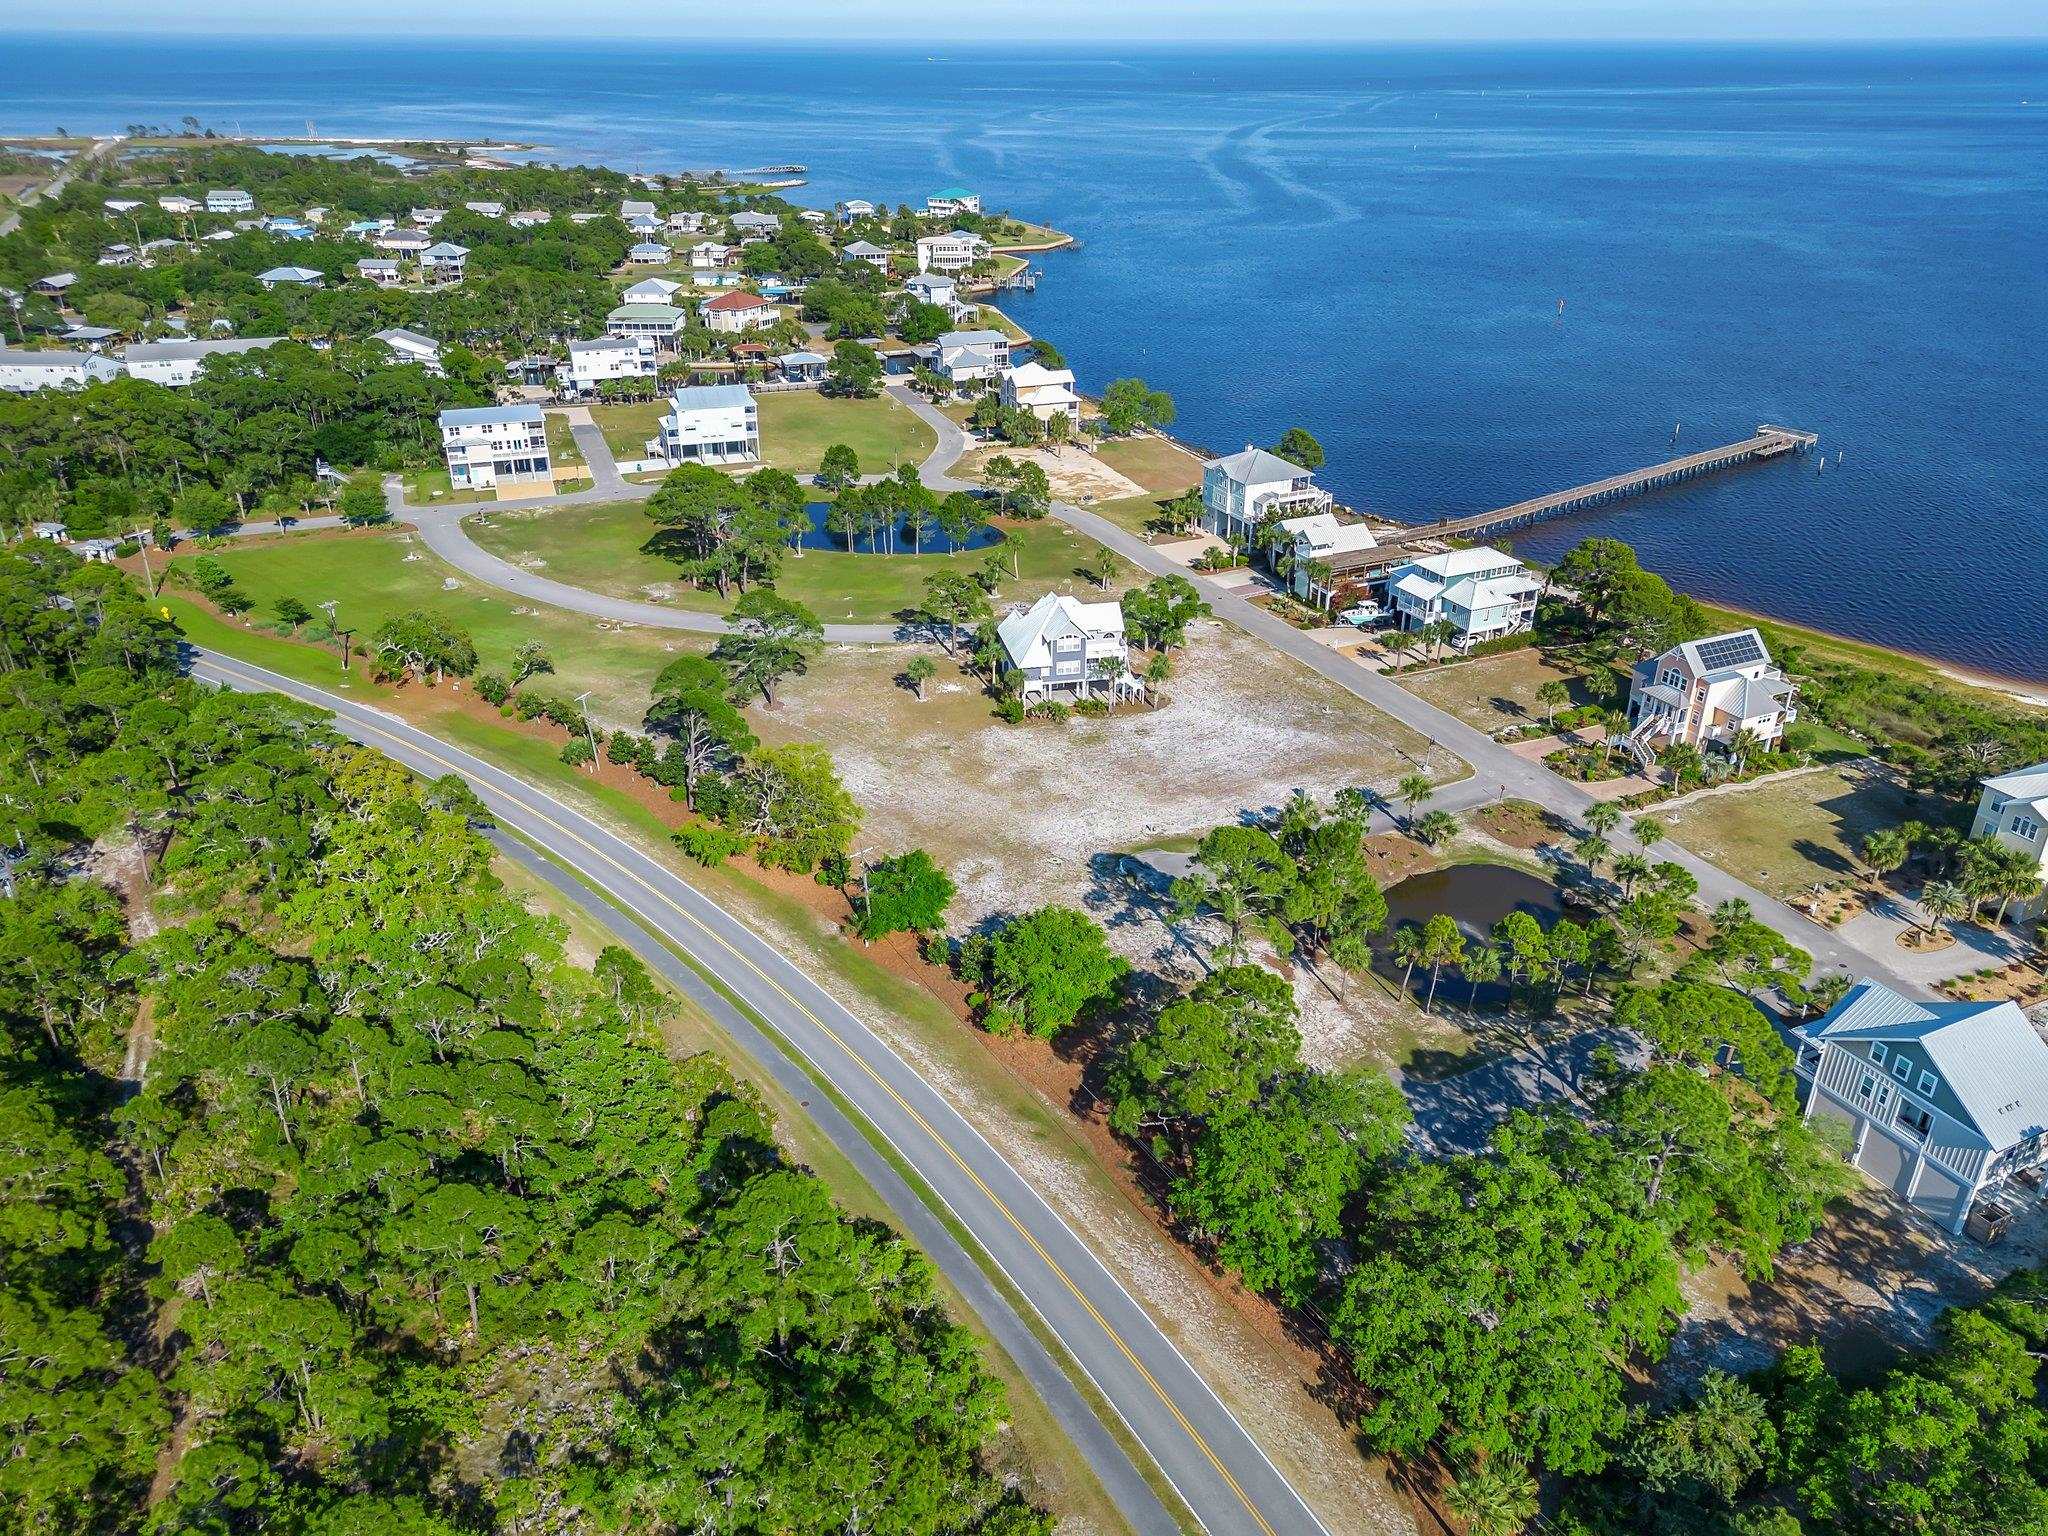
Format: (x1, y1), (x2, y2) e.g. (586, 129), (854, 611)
(1907, 1165), (1966, 1229)
(1859, 1126), (1908, 1188)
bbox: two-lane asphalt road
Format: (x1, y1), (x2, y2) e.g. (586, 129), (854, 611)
(189, 646), (1335, 1536)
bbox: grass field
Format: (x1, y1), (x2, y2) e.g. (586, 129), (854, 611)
(402, 466), (492, 505)
(589, 400), (668, 461)
(543, 411), (585, 466)
(1094, 433), (1205, 496)
(467, 499), (1138, 624)
(971, 304), (1030, 343)
(157, 529), (698, 723)
(1658, 760), (1936, 901)
(1396, 648), (1603, 733)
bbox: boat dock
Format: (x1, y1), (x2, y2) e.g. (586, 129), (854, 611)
(1380, 423), (1819, 545)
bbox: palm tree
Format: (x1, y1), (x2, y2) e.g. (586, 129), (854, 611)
(1445, 1455), (1538, 1536)
(1536, 678), (1570, 730)
(1727, 726), (1764, 775)
(1805, 972), (1853, 1018)
(1576, 831), (1612, 875)
(1459, 943), (1502, 1006)
(1919, 879), (1970, 938)
(1397, 773), (1433, 828)
(1414, 809), (1458, 847)
(1631, 814), (1667, 851)
(1612, 851), (1652, 897)
(1859, 826), (1912, 889)
(1420, 913), (1465, 1014)
(1584, 800), (1623, 839)
(1391, 925), (1426, 995)
(1383, 630), (1417, 671)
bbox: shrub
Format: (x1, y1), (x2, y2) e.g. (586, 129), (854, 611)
(816, 851), (852, 888)
(1025, 699), (1070, 723)
(1467, 631), (1537, 658)
(560, 738), (594, 767)
(674, 823), (747, 867)
(1073, 697), (1111, 717)
(919, 930), (952, 967)
(607, 729), (640, 765)
(995, 697), (1026, 724)
(514, 692), (549, 722)
(475, 673), (510, 705)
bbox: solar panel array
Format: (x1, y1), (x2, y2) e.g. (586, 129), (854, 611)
(1693, 632), (1765, 671)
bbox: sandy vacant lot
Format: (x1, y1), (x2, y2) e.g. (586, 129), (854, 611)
(1396, 647), (1597, 734)
(761, 618), (1458, 929)
(957, 443), (1147, 503)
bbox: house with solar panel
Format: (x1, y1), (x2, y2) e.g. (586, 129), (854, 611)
(1623, 628), (1797, 769)
(1968, 764), (2048, 927)
(1794, 979), (2048, 1233)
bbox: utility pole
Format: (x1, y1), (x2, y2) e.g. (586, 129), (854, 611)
(575, 691), (599, 767)
(128, 526), (157, 594)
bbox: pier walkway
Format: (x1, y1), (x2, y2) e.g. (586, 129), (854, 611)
(1382, 423), (1819, 545)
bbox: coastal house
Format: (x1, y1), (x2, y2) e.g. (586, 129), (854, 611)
(302, 206), (331, 225)
(256, 266), (324, 290)
(0, 348), (123, 393)
(1388, 547), (1541, 650)
(438, 404), (552, 491)
(699, 290), (777, 335)
(122, 336), (282, 387)
(33, 272), (77, 296)
(558, 335), (658, 394)
(509, 209), (551, 228)
(997, 593), (1138, 704)
(32, 521), (69, 541)
(665, 210), (707, 235)
(620, 198), (657, 222)
(841, 239), (890, 272)
(104, 197), (144, 215)
(799, 209), (828, 226)
(463, 201), (507, 219)
(1200, 447), (1331, 543)
(730, 210), (781, 238)
(68, 538), (122, 564)
(420, 242), (470, 284)
(606, 302), (688, 349)
(568, 211), (604, 225)
(1967, 764), (2048, 926)
(626, 213), (663, 236)
(344, 218), (389, 239)
(1275, 512), (1381, 605)
(158, 194), (201, 215)
(686, 240), (736, 269)
(96, 245), (139, 268)
(371, 327), (444, 374)
(837, 198), (877, 225)
(775, 350), (827, 384)
(410, 207), (447, 227)
(926, 187), (983, 218)
(915, 230), (987, 273)
(375, 227), (431, 256)
(1624, 629), (1798, 765)
(627, 241), (672, 265)
(61, 325), (121, 350)
(357, 258), (403, 287)
(933, 328), (1011, 388)
(651, 384), (760, 466)
(999, 362), (1081, 426)
(206, 189), (255, 213)
(622, 276), (683, 304)
(903, 271), (964, 314)
(1794, 979), (2048, 1234)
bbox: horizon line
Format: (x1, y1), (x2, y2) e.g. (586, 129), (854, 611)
(5, 29), (2048, 46)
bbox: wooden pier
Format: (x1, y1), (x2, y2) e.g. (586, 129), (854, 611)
(1380, 423), (1819, 545)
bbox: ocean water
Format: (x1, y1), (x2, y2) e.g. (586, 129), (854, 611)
(4, 37), (2045, 680)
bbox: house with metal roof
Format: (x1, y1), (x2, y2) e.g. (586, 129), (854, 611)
(122, 336), (282, 387)
(256, 266), (324, 290)
(621, 198), (658, 221)
(1388, 547), (1542, 650)
(376, 227), (432, 255)
(1624, 628), (1797, 767)
(437, 405), (552, 491)
(837, 198), (878, 226)
(606, 302), (687, 349)
(33, 271), (78, 295)
(652, 384), (759, 466)
(420, 242), (469, 285)
(622, 276), (683, 304)
(0, 348), (122, 394)
(206, 189), (255, 213)
(559, 335), (658, 395)
(1200, 446), (1331, 544)
(926, 187), (983, 218)
(463, 201), (506, 219)
(999, 362), (1079, 426)
(1795, 979), (2048, 1233)
(358, 258), (404, 288)
(997, 593), (1137, 704)
(1274, 512), (1382, 606)
(729, 210), (781, 238)
(931, 328), (1010, 388)
(371, 328), (443, 374)
(627, 241), (671, 265)
(775, 350), (827, 384)
(1968, 764), (2048, 927)
(914, 230), (988, 273)
(841, 239), (890, 272)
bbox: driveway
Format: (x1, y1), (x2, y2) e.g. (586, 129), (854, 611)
(1838, 890), (2033, 985)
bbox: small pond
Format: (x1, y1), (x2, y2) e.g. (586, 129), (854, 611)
(1382, 862), (1566, 944)
(795, 499), (1003, 555)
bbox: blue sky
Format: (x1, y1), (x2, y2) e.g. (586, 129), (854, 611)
(6, 0), (2044, 40)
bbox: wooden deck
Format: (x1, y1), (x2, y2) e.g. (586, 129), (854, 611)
(1381, 423), (1819, 545)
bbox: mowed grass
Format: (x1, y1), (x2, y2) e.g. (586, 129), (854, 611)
(543, 410), (585, 466)
(589, 390), (937, 477)
(1094, 433), (1205, 496)
(1658, 760), (1934, 901)
(1396, 648), (1608, 734)
(467, 499), (1137, 624)
(162, 529), (699, 723)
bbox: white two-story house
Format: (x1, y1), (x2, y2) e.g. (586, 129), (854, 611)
(915, 230), (987, 272)
(933, 329), (1011, 389)
(1624, 628), (1798, 767)
(121, 336), (282, 387)
(371, 328), (443, 374)
(1795, 979), (2048, 1234)
(700, 291), (777, 334)
(0, 348), (123, 393)
(1276, 512), (1381, 606)
(206, 189), (254, 214)
(606, 302), (687, 350)
(420, 242), (469, 285)
(651, 384), (760, 465)
(997, 592), (1138, 704)
(438, 405), (552, 491)
(926, 187), (982, 218)
(999, 362), (1080, 426)
(1388, 546), (1542, 649)
(1969, 764), (2048, 926)
(1199, 447), (1331, 544)
(558, 336), (658, 395)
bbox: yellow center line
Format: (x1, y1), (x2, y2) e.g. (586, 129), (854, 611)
(197, 657), (1282, 1536)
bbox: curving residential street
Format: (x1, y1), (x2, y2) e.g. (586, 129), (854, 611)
(189, 645), (1336, 1536)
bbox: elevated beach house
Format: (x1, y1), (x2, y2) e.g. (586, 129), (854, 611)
(1275, 511), (1380, 606)
(357, 258), (403, 288)
(999, 362), (1081, 426)
(558, 335), (658, 395)
(1388, 546), (1541, 650)
(0, 348), (123, 393)
(651, 384), (760, 466)
(122, 336), (282, 387)
(206, 189), (255, 214)
(836, 198), (877, 226)
(933, 329), (1011, 389)
(730, 210), (782, 239)
(621, 276), (683, 304)
(420, 242), (470, 285)
(370, 327), (444, 374)
(1968, 764), (2048, 926)
(841, 239), (890, 272)
(1200, 447), (1331, 544)
(627, 241), (671, 265)
(1795, 979), (2048, 1234)
(438, 405), (552, 491)
(256, 266), (323, 290)
(997, 593), (1138, 704)
(607, 302), (687, 350)
(915, 231), (987, 272)
(1623, 628), (1797, 766)
(700, 291), (777, 335)
(926, 187), (983, 218)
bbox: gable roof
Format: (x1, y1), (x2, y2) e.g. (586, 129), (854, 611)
(670, 383), (755, 411)
(997, 592), (1125, 668)
(1983, 763), (2048, 804)
(123, 337), (281, 363)
(1807, 980), (2048, 1153)
(439, 404), (542, 429)
(372, 328), (440, 352)
(1206, 446), (1311, 486)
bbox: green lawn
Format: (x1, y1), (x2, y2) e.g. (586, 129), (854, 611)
(544, 411), (585, 466)
(161, 530), (698, 722)
(755, 390), (937, 475)
(970, 304), (1030, 343)
(466, 500), (1138, 624)
(589, 400), (669, 461)
(1094, 434), (1205, 496)
(402, 466), (492, 505)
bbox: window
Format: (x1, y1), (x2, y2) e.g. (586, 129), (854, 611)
(1870, 1043), (1888, 1065)
(1919, 1070), (1938, 1096)
(2014, 816), (2041, 842)
(1858, 1074), (1875, 1102)
(1891, 1056), (1910, 1083)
